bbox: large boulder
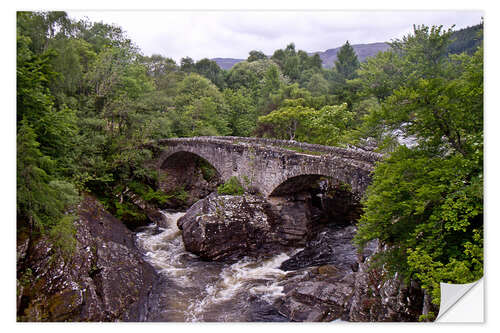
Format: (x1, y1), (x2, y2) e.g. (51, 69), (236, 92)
(16, 195), (160, 322)
(177, 193), (285, 260)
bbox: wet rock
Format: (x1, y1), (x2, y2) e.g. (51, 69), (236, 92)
(280, 225), (366, 271)
(275, 224), (426, 322)
(277, 297), (328, 322)
(16, 195), (160, 322)
(248, 298), (289, 322)
(348, 260), (427, 322)
(268, 193), (312, 246)
(177, 193), (284, 260)
(278, 271), (355, 322)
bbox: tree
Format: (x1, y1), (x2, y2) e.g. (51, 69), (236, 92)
(335, 41), (360, 80)
(309, 53), (323, 69)
(224, 88), (258, 136)
(257, 98), (353, 145)
(180, 56), (196, 72)
(354, 25), (483, 310)
(351, 50), (405, 102)
(257, 99), (315, 140)
(306, 73), (329, 96)
(194, 58), (225, 89)
(173, 73), (230, 137)
(247, 50), (267, 62)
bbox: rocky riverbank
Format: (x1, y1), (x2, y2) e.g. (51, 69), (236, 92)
(17, 191), (429, 322)
(173, 192), (428, 321)
(16, 195), (161, 321)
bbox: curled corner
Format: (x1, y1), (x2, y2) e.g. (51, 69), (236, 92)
(435, 277), (484, 322)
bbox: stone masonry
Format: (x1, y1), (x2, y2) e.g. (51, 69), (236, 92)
(155, 136), (382, 198)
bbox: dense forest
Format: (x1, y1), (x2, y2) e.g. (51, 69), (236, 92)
(17, 11), (483, 317)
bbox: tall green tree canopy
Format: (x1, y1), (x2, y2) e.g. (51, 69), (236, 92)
(335, 41), (360, 80)
(354, 25), (483, 311)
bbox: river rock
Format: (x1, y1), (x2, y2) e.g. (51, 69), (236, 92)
(280, 225), (367, 271)
(267, 193), (312, 246)
(16, 195), (160, 322)
(273, 224), (429, 322)
(177, 193), (284, 260)
(347, 259), (427, 322)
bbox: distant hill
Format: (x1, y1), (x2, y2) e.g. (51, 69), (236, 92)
(211, 58), (245, 70)
(212, 23), (482, 71)
(448, 23), (483, 55)
(311, 42), (390, 68)
(212, 42), (390, 70)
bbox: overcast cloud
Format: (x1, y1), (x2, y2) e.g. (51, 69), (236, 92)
(67, 11), (482, 62)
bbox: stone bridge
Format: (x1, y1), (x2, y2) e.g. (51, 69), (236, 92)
(153, 136), (382, 199)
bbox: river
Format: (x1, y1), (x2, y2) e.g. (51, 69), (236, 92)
(135, 211), (303, 321)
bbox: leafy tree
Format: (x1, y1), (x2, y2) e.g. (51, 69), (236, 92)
(180, 56), (196, 73)
(257, 98), (353, 145)
(173, 73), (230, 136)
(223, 88), (258, 136)
(309, 53), (323, 69)
(247, 50), (267, 62)
(194, 58), (225, 89)
(351, 50), (405, 103)
(306, 73), (329, 96)
(354, 25), (483, 307)
(257, 99), (315, 140)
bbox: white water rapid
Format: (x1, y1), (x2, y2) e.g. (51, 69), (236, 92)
(135, 211), (300, 321)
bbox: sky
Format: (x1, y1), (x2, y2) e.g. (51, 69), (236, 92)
(66, 10), (482, 63)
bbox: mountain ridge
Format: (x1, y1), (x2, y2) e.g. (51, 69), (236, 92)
(211, 42), (391, 70)
(211, 23), (483, 70)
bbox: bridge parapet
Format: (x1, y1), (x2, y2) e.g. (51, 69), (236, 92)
(158, 136), (382, 163)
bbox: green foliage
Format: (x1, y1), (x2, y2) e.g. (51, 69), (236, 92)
(194, 58), (226, 89)
(257, 99), (353, 146)
(197, 159), (218, 182)
(335, 41), (360, 80)
(167, 187), (189, 203)
(247, 50), (267, 62)
(217, 177), (245, 195)
(257, 99), (315, 141)
(128, 181), (170, 206)
(354, 25), (483, 305)
(173, 73), (230, 136)
(114, 201), (148, 225)
(447, 22), (483, 55)
(48, 214), (77, 258)
(351, 51), (405, 102)
(223, 88), (258, 136)
(17, 35), (81, 234)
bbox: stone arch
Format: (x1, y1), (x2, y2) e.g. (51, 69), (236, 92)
(157, 150), (223, 208)
(268, 173), (362, 226)
(268, 174), (329, 197)
(158, 147), (222, 175)
(263, 161), (365, 198)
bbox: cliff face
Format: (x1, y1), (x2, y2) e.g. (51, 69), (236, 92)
(16, 195), (160, 322)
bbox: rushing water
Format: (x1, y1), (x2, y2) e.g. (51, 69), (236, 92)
(135, 211), (301, 322)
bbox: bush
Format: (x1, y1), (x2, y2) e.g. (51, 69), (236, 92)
(49, 214), (77, 259)
(198, 159), (217, 182)
(217, 176), (244, 195)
